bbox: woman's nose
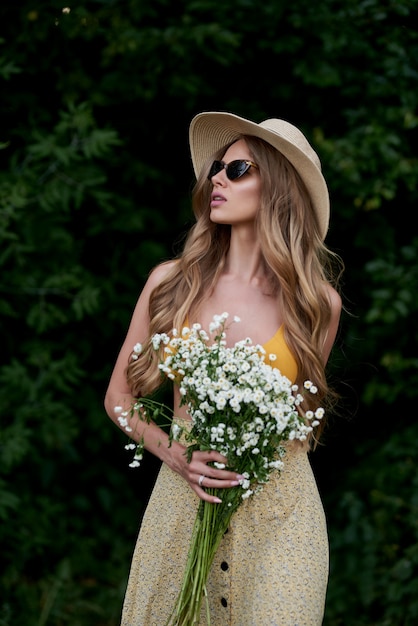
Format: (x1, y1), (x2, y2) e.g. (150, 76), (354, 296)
(211, 169), (227, 185)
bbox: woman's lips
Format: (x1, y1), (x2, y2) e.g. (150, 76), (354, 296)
(211, 193), (226, 207)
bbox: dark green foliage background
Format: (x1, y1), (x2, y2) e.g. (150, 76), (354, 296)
(1, 1), (417, 624)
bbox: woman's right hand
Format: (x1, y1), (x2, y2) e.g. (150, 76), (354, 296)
(168, 442), (244, 504)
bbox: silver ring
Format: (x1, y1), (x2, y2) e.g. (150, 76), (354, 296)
(198, 474), (205, 487)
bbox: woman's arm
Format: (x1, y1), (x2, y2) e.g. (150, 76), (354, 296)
(104, 262), (243, 503)
(322, 284), (343, 364)
(104, 264), (167, 413)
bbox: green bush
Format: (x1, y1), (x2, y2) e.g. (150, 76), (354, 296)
(1, 0), (417, 623)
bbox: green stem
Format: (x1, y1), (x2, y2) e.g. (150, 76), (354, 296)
(166, 487), (242, 626)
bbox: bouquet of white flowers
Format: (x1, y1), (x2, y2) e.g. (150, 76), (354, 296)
(116, 312), (324, 626)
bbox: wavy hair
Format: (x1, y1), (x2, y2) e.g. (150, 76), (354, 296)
(127, 135), (344, 443)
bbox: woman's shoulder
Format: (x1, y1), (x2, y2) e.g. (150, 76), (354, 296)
(324, 282), (342, 315)
(147, 259), (179, 287)
(320, 283), (343, 362)
(137, 260), (179, 304)
(128, 260), (178, 326)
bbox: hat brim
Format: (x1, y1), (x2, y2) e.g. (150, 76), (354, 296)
(189, 112), (329, 240)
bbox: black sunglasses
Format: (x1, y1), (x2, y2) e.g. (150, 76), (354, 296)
(207, 159), (259, 181)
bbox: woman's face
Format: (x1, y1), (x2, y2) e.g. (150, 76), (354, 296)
(208, 139), (262, 227)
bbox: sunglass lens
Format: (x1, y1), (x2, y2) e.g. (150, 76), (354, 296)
(208, 161), (223, 179)
(207, 160), (252, 181)
(227, 160), (249, 180)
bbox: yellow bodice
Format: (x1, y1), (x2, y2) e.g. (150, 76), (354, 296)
(262, 325), (298, 383)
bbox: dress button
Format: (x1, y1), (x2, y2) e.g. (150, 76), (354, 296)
(221, 561), (229, 571)
(221, 597), (228, 607)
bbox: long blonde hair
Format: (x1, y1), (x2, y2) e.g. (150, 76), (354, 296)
(127, 135), (344, 440)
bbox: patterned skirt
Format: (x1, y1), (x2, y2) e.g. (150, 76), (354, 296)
(121, 418), (328, 625)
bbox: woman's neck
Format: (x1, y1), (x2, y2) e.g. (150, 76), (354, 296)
(224, 231), (265, 284)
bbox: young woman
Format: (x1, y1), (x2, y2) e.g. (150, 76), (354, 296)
(105, 111), (343, 625)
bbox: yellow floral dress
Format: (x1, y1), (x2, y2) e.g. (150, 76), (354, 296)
(121, 327), (328, 625)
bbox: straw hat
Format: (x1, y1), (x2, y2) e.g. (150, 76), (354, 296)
(189, 111), (329, 240)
